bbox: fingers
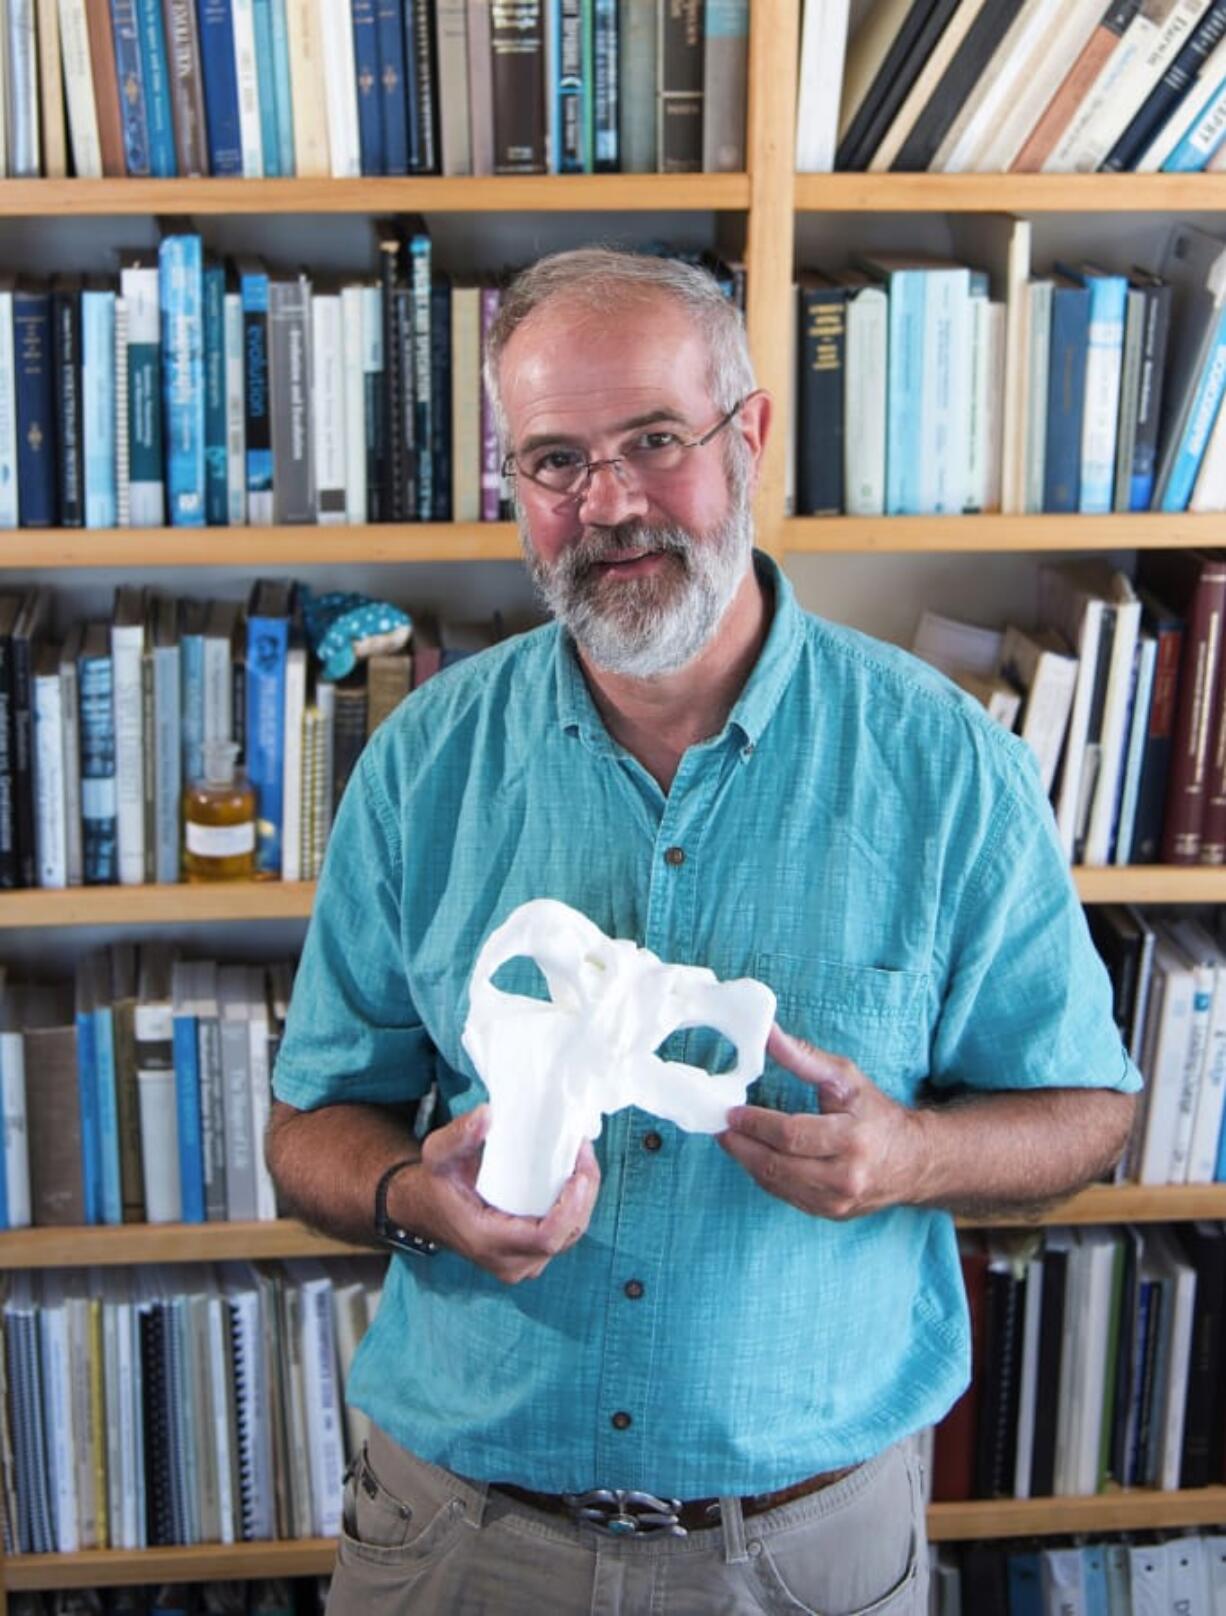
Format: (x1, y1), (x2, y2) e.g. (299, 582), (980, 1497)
(766, 1024), (860, 1109)
(723, 1105), (847, 1158)
(717, 1127), (873, 1221)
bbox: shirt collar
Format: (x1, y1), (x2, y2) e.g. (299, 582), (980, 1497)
(553, 550), (804, 756)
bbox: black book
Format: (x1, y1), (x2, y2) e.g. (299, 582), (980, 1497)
(1107, 1225), (1143, 1484)
(892, 0), (1026, 172)
(139, 1296), (176, 1547)
(394, 283), (419, 519)
(795, 275), (846, 516)
(1177, 1221), (1226, 1486)
(378, 232), (404, 522)
(404, 0), (438, 172)
(1085, 903), (1146, 1046)
(974, 1244), (1027, 1498)
(1029, 1231), (1070, 1497)
(961, 1543), (1010, 1613)
(1127, 272), (1172, 510)
(1103, 2), (1226, 173)
(836, 0), (961, 171)
(431, 279), (452, 522)
(51, 277), (84, 527)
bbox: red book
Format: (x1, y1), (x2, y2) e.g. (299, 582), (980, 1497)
(931, 1233), (989, 1503)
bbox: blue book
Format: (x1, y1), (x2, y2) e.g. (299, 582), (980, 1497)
(591, 0), (617, 169)
(375, 0), (408, 174)
(81, 288), (117, 529)
(1112, 631), (1158, 865)
(133, 0), (177, 174)
(1042, 277), (1091, 513)
(92, 993), (123, 1226)
(1056, 262), (1127, 514)
(268, 0), (296, 173)
(1163, 71), (1226, 171)
(78, 623), (118, 883)
(203, 261), (228, 523)
(73, 969), (103, 1224)
(109, 0), (152, 174)
(11, 289), (56, 528)
(1082, 1544), (1109, 1616)
(245, 579), (291, 875)
(352, 0), (385, 174)
(179, 598), (207, 787)
(159, 234), (207, 526)
(171, 962), (206, 1223)
(251, 0), (282, 176)
(553, 0), (585, 173)
(1006, 1551), (1042, 1616)
(238, 260), (273, 521)
(430, 278), (452, 521)
(196, 0), (244, 176)
(1162, 298), (1226, 511)
(863, 259), (924, 515)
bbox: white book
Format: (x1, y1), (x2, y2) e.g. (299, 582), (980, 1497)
(284, 0), (329, 176)
(968, 0), (1107, 171)
(1138, 34), (1226, 170)
(62, 1283), (96, 1548)
(310, 292), (346, 524)
(246, 966), (277, 1221)
(283, 1259), (345, 1537)
(32, 641), (68, 888)
(327, 1265), (373, 1459)
(1149, 1227), (1197, 1491)
(1138, 938), (1197, 1184)
(230, 0), (264, 176)
(997, 624), (1079, 796)
(218, 1263), (276, 1541)
(116, 1270), (144, 1548)
(218, 964), (256, 1222)
(114, 295), (130, 526)
(1083, 570), (1141, 867)
(59, 621), (83, 887)
(1130, 1540), (1170, 1615)
(1040, 1544), (1088, 1613)
(203, 1276), (238, 1545)
(1012, 1250), (1044, 1499)
(1046, 0), (1209, 173)
(110, 589), (147, 886)
(795, 0), (852, 171)
(0, 990), (30, 1227)
(1169, 1539), (1212, 1615)
(37, 1270), (80, 1551)
(0, 3), (8, 178)
(450, 282), (480, 522)
(934, 0), (1069, 173)
(120, 264), (165, 526)
(280, 636), (306, 881)
(223, 291), (247, 525)
(1204, 1534), (1226, 1609)
(1045, 1225), (1079, 1494)
(0, 283), (17, 528)
(1162, 917), (1226, 1184)
(842, 277), (887, 516)
(436, 0), (472, 174)
(56, 0), (101, 177)
(318, 0), (360, 178)
(918, 267), (971, 514)
(979, 301), (1006, 512)
(1189, 364), (1226, 509)
(1069, 1227), (1119, 1495)
(964, 283), (993, 512)
(912, 608), (1002, 680)
(1038, 562), (1106, 860)
(136, 1060), (180, 1221)
(340, 284), (366, 525)
(1023, 279), (1053, 514)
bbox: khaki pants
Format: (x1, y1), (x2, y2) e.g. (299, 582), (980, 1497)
(325, 1424), (929, 1615)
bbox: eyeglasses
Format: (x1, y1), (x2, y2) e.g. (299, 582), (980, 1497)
(502, 398), (748, 498)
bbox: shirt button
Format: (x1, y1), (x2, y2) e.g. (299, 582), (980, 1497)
(642, 1131), (663, 1152)
(611, 1411), (632, 1431)
(624, 1279), (644, 1300)
(664, 846), (685, 867)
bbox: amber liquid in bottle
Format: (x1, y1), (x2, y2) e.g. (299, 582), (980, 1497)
(184, 741), (258, 882)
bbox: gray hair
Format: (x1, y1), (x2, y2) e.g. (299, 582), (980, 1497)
(483, 247), (756, 447)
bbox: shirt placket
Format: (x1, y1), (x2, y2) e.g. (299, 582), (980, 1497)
(591, 747), (716, 1487)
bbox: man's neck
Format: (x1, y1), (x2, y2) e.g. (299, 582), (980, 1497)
(578, 563), (771, 792)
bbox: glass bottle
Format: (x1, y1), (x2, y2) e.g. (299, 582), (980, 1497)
(183, 740), (258, 881)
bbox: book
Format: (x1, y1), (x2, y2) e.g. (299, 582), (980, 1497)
(997, 624), (1080, 794)
(13, 286), (57, 528)
(159, 234), (206, 526)
(836, 0), (963, 172)
(1042, 275), (1091, 512)
(795, 0), (851, 172)
(795, 274), (846, 515)
(1104, 0), (1226, 173)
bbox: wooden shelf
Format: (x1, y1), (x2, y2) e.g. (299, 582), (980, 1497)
(785, 512), (1226, 554)
(4, 1539), (339, 1591)
(794, 172), (1226, 214)
(928, 1487), (1226, 1542)
(0, 174), (749, 218)
(0, 1219), (370, 1270)
(0, 522), (520, 569)
(959, 1182), (1226, 1229)
(2, 868), (1222, 928)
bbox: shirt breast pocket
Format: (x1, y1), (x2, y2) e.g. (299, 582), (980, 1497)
(753, 952), (930, 1112)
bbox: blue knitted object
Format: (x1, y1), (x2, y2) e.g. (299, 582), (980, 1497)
(301, 588), (412, 680)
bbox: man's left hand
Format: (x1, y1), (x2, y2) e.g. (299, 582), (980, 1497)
(717, 1024), (925, 1220)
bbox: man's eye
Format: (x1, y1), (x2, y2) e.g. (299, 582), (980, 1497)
(528, 448), (584, 475)
(632, 432), (681, 454)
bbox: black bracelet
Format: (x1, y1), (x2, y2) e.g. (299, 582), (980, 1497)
(373, 1156), (439, 1257)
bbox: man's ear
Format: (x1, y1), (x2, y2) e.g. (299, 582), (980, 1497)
(739, 390), (772, 487)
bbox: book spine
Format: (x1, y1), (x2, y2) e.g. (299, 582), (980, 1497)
(362, 282), (385, 520)
(109, 0), (152, 174)
(430, 278), (452, 521)
(435, 0), (470, 173)
(114, 298), (131, 525)
(202, 262), (228, 523)
(196, 0), (243, 175)
(557, 0), (585, 171)
(374, 0), (408, 173)
(702, 0), (746, 173)
(920, 270), (969, 515)
(171, 1013), (204, 1220)
(409, 234), (432, 518)
(1078, 275), (1127, 514)
(340, 284), (367, 524)
(1164, 569), (1226, 862)
(321, 0), (361, 176)
(152, 643), (180, 880)
(59, 0), (105, 176)
(111, 623), (146, 886)
(240, 268), (273, 522)
(405, 0), (436, 170)
(52, 290), (83, 527)
(133, 0), (177, 173)
(884, 271), (923, 516)
(795, 283), (845, 516)
(269, 276), (314, 523)
(1105, 2), (1226, 173)
(394, 284), (417, 518)
(159, 234), (206, 526)
(0, 293), (17, 531)
(0, 628), (13, 889)
(351, 0), (384, 174)
(492, 0), (546, 172)
(13, 290), (57, 529)
(160, 0), (208, 173)
(379, 241), (403, 520)
(6, 0), (41, 175)
(10, 615), (40, 889)
(245, 613), (288, 875)
(1114, 637), (1158, 863)
(311, 295), (347, 523)
(85, 0), (127, 173)
(78, 646), (118, 883)
(116, 267), (160, 525)
(1131, 282), (1172, 510)
(591, 0), (616, 168)
(33, 670), (68, 887)
(60, 642), (83, 886)
(139, 639), (155, 880)
(1163, 70), (1226, 170)
(657, 0), (701, 172)
(466, 0), (494, 173)
(36, 0), (69, 178)
(617, 0), (654, 171)
(844, 287), (888, 517)
(1162, 305), (1226, 512)
(249, 0), (281, 175)
(1043, 285), (1090, 513)
(81, 290), (117, 529)
(222, 290), (246, 523)
(229, 0), (262, 173)
(479, 283), (502, 519)
(92, 1007), (123, 1223)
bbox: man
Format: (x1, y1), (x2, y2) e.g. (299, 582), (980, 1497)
(267, 248), (1140, 1615)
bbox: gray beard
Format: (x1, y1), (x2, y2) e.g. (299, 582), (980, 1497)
(521, 495), (754, 679)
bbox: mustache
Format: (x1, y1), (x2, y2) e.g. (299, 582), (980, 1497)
(567, 522), (692, 575)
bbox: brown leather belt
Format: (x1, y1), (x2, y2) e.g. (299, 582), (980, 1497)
(496, 1463), (860, 1536)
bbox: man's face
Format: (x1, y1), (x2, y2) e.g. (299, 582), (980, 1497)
(500, 293), (757, 678)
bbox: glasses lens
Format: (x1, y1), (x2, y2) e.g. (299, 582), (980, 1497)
(524, 449), (586, 491)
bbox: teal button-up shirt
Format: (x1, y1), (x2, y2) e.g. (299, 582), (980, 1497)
(273, 554), (1139, 1498)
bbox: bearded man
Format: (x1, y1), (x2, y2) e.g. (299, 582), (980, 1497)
(266, 248), (1139, 1616)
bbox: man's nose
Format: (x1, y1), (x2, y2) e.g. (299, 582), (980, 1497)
(576, 459), (650, 525)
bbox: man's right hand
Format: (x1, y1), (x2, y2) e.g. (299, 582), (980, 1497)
(392, 1105), (601, 1284)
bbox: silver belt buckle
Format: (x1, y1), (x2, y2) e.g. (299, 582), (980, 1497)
(563, 1487), (688, 1537)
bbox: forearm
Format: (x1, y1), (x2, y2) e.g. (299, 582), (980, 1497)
(264, 1097), (421, 1246)
(907, 1086), (1137, 1217)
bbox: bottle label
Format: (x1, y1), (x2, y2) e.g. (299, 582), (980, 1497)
(186, 821), (256, 857)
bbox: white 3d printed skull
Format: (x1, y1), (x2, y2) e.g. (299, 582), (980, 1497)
(461, 898), (777, 1216)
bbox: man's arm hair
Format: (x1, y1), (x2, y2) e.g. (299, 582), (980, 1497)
(264, 1097), (422, 1246)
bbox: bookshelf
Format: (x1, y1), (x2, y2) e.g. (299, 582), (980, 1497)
(4, 0), (1226, 1602)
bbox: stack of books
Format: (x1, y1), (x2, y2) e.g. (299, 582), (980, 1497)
(0, 0), (748, 179)
(931, 1532), (1226, 1611)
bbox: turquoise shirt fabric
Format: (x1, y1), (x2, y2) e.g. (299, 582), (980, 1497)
(273, 553), (1140, 1498)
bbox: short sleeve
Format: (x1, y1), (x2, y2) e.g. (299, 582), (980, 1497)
(272, 747), (437, 1111)
(930, 754), (1142, 1097)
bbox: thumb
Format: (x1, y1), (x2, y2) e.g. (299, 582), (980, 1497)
(426, 1103), (491, 1168)
(766, 1025), (858, 1110)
